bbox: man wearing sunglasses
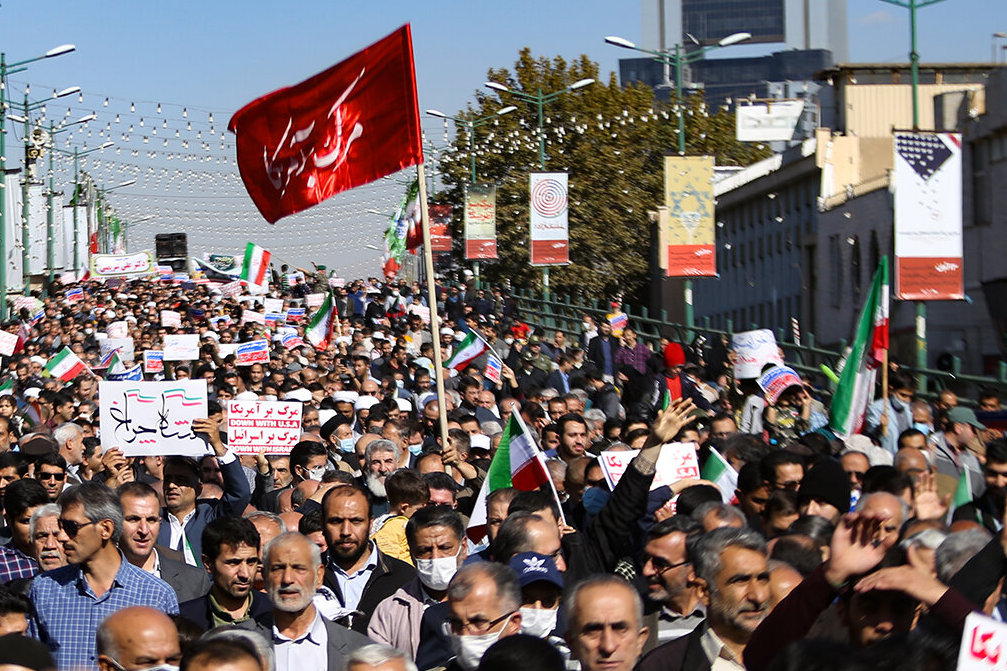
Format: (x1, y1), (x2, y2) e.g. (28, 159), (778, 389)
(32, 453), (68, 502)
(640, 516), (705, 648)
(28, 482), (179, 670)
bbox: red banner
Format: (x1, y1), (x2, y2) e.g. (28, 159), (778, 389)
(896, 257), (964, 300)
(229, 25), (424, 223)
(531, 240), (569, 266)
(667, 245), (716, 277)
(428, 204), (453, 252)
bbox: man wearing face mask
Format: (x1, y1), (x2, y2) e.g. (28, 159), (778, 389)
(953, 438), (1007, 533)
(439, 562), (523, 671)
(507, 552), (567, 650)
(368, 507), (466, 658)
(322, 416), (359, 472)
(864, 370), (916, 457)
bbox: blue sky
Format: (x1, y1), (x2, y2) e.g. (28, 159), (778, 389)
(1, 0), (1002, 274)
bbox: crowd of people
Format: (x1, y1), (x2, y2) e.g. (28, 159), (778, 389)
(0, 267), (1003, 671)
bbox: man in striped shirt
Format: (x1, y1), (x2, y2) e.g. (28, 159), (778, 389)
(641, 516), (706, 647)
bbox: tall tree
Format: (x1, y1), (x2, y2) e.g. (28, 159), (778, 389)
(434, 48), (770, 299)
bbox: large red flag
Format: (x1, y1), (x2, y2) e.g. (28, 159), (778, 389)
(228, 25), (424, 223)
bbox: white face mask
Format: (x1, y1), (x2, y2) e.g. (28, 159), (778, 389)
(450, 614), (512, 671)
(415, 546), (461, 591)
(306, 466), (326, 482)
(519, 607), (558, 638)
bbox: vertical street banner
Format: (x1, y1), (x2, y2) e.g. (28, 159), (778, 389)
(529, 172), (569, 266)
(664, 156), (716, 277)
(464, 184), (497, 259)
(893, 131), (964, 300)
(428, 204), (453, 252)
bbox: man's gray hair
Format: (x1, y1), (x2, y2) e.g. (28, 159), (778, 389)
(29, 503), (61, 538)
(53, 422), (83, 448)
(58, 482), (124, 543)
(899, 528), (948, 553)
(691, 501), (747, 528)
(262, 531), (321, 575)
(563, 574), (642, 635)
(203, 628), (275, 671)
(583, 409), (606, 429)
(244, 510), (288, 534)
(935, 528), (993, 584)
(854, 491), (912, 524)
(365, 438), (400, 465)
(447, 562), (520, 614)
(344, 644), (418, 671)
(690, 526), (767, 589)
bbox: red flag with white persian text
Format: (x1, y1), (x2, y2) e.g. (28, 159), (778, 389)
(228, 25), (424, 223)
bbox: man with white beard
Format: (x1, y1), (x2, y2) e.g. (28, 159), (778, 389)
(263, 532), (372, 671)
(359, 439), (398, 516)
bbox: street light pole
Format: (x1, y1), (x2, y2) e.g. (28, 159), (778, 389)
(483, 78), (595, 298)
(606, 32), (750, 332)
(880, 0), (946, 376)
(425, 105), (516, 287)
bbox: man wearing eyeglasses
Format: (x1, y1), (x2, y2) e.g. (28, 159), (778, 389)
(441, 562), (522, 671)
(96, 606), (181, 671)
(640, 516), (705, 649)
(28, 482), (179, 670)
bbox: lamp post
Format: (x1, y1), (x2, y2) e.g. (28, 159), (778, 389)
(52, 139), (111, 278)
(0, 44), (75, 315)
(879, 0), (946, 376)
(96, 179), (136, 254)
(9, 84), (81, 296)
(425, 105), (517, 284)
(482, 78), (594, 297)
(605, 32), (749, 331)
(45, 114), (97, 293)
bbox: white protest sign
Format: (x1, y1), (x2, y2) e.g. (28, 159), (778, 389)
(217, 343), (239, 358)
(160, 310), (182, 328)
(163, 334), (200, 361)
(732, 329), (784, 379)
(241, 310), (265, 326)
(0, 331), (17, 357)
(220, 280), (243, 298)
(408, 304), (431, 324)
(106, 321), (129, 339)
(227, 400), (303, 455)
(99, 380), (209, 457)
(598, 443), (701, 491)
(959, 612), (1007, 671)
(143, 350), (164, 373)
(306, 293), (325, 308)
(263, 298), (284, 315)
(101, 338), (135, 363)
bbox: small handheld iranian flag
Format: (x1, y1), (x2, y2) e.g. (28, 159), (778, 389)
(242, 242), (271, 287)
(45, 347), (89, 383)
(305, 291), (337, 350)
(443, 330), (487, 371)
(701, 448), (739, 504)
(830, 257), (890, 437)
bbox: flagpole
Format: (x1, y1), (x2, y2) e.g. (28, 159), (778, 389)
(512, 405), (568, 527)
(416, 163), (451, 450)
(881, 349), (889, 437)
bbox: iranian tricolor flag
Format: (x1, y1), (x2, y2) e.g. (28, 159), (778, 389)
(829, 257), (890, 437)
(443, 330), (487, 371)
(467, 412), (558, 542)
(701, 448), (738, 504)
(305, 291), (337, 350)
(242, 242), (271, 287)
(45, 347), (89, 383)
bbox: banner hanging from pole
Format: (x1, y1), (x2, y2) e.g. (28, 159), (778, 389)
(464, 184), (497, 259)
(663, 156), (716, 277)
(893, 131), (963, 300)
(428, 204), (453, 252)
(529, 172), (569, 266)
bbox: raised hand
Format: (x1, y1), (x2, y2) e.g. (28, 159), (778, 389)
(652, 398), (696, 443)
(913, 470), (950, 520)
(853, 564), (948, 607)
(824, 512), (895, 587)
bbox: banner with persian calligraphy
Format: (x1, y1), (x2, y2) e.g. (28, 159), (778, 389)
(893, 131), (964, 300)
(227, 400), (303, 455)
(598, 442), (700, 491)
(663, 156), (716, 277)
(90, 251), (157, 278)
(464, 184), (497, 260)
(99, 380), (209, 457)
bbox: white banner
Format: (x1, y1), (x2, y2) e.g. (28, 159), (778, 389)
(732, 329), (784, 379)
(598, 442), (700, 491)
(529, 172), (569, 266)
(163, 334), (200, 361)
(227, 400), (303, 455)
(736, 101), (805, 142)
(99, 380), (209, 457)
(893, 131), (964, 300)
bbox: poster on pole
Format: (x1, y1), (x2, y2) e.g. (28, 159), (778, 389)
(99, 380), (209, 457)
(428, 203), (453, 252)
(464, 184), (497, 259)
(893, 131), (964, 300)
(529, 172), (569, 266)
(664, 156), (716, 277)
(227, 400), (303, 455)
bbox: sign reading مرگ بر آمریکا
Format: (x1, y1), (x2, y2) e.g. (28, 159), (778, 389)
(226, 400), (304, 455)
(598, 443), (700, 492)
(98, 380), (209, 457)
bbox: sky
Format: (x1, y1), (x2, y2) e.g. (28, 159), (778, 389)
(1, 0), (1003, 276)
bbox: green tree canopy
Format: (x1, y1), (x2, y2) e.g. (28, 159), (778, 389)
(434, 48), (770, 299)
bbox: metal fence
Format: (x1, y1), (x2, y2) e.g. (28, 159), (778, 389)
(510, 287), (1007, 404)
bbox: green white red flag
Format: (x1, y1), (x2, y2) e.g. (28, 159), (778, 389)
(829, 257), (890, 436)
(466, 411), (557, 542)
(242, 242), (271, 286)
(443, 330), (487, 371)
(45, 347), (89, 383)
(701, 447), (738, 504)
(305, 290), (337, 350)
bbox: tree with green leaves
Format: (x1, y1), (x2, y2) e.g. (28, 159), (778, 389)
(433, 48), (770, 299)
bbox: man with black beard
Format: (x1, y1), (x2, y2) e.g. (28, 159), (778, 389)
(953, 438), (1007, 533)
(319, 485), (415, 634)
